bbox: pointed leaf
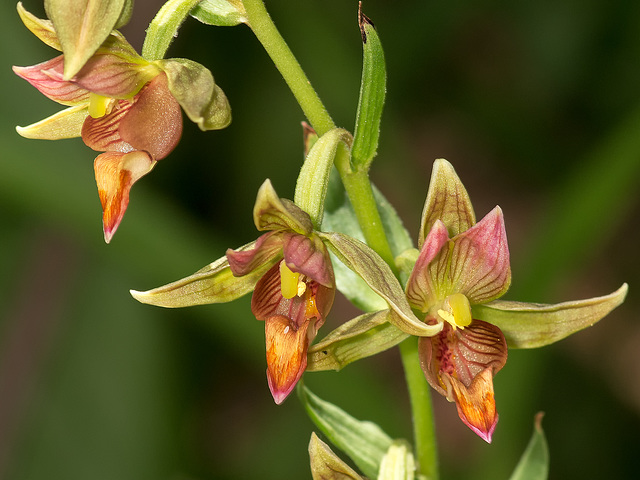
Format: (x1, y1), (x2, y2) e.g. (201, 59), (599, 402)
(307, 310), (409, 371)
(298, 385), (393, 480)
(377, 441), (416, 480)
(191, 0), (248, 26)
(130, 243), (271, 307)
(508, 413), (549, 480)
(351, 7), (386, 171)
(319, 232), (442, 337)
(44, 0), (127, 79)
(309, 433), (365, 480)
(473, 283), (628, 348)
(419, 159), (475, 247)
(294, 128), (353, 228)
(16, 104), (88, 140)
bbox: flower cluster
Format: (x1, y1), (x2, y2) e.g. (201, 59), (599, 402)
(13, 3), (231, 242)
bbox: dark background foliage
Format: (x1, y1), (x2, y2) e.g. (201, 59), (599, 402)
(1, 1), (639, 479)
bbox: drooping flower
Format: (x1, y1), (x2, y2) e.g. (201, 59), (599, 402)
(131, 180), (335, 403)
(13, 3), (231, 242)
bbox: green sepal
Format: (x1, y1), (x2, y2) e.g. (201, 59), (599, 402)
(44, 0), (127, 79)
(298, 384), (393, 480)
(254, 179), (314, 235)
(294, 128), (352, 229)
(322, 172), (413, 311)
(473, 283), (627, 348)
(351, 6), (386, 172)
(17, 2), (61, 51)
(378, 441), (416, 480)
(318, 232), (442, 337)
(419, 158), (475, 247)
(307, 310), (409, 372)
(16, 104), (88, 140)
(114, 0), (133, 29)
(191, 0), (248, 26)
(129, 242), (271, 307)
(508, 413), (549, 480)
(309, 433), (364, 480)
(156, 58), (231, 131)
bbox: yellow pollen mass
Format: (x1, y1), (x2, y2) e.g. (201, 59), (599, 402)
(88, 93), (112, 118)
(279, 261), (300, 299)
(439, 293), (472, 329)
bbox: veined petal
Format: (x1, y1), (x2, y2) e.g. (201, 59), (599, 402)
(418, 320), (507, 399)
(94, 151), (156, 243)
(449, 206), (511, 304)
(16, 104), (88, 140)
(448, 368), (499, 443)
(130, 247), (265, 307)
(17, 2), (61, 51)
(253, 179), (314, 234)
(406, 220), (449, 310)
(82, 99), (133, 153)
(13, 57), (90, 106)
(283, 233), (334, 288)
(118, 74), (183, 160)
(226, 232), (284, 277)
(73, 54), (159, 99)
(265, 315), (311, 404)
(319, 232), (443, 337)
(419, 158), (475, 247)
(473, 283), (628, 348)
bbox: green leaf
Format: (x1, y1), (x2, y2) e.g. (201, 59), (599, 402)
(351, 6), (386, 172)
(130, 242), (271, 307)
(307, 310), (409, 371)
(191, 0), (248, 26)
(142, 0), (202, 61)
(44, 0), (127, 79)
(309, 433), (365, 480)
(298, 385), (393, 480)
(294, 128), (353, 228)
(473, 283), (628, 348)
(508, 413), (549, 480)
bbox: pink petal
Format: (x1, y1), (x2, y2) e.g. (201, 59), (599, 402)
(449, 207), (511, 304)
(118, 74), (183, 160)
(282, 233), (334, 288)
(265, 315), (311, 404)
(405, 220), (449, 309)
(226, 232), (284, 277)
(94, 151), (156, 243)
(13, 57), (90, 105)
(73, 53), (156, 99)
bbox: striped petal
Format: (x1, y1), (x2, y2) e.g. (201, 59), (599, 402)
(13, 57), (90, 105)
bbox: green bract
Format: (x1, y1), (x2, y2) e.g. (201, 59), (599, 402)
(191, 0), (248, 26)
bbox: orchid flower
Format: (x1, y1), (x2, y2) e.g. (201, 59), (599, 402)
(131, 180), (335, 403)
(13, 3), (231, 242)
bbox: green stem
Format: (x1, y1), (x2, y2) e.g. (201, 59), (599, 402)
(243, 0), (334, 135)
(142, 0), (202, 60)
(400, 336), (439, 480)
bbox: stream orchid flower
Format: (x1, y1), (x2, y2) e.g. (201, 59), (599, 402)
(131, 180), (335, 404)
(13, 3), (231, 242)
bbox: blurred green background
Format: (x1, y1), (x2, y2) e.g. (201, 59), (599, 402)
(1, 0), (639, 479)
